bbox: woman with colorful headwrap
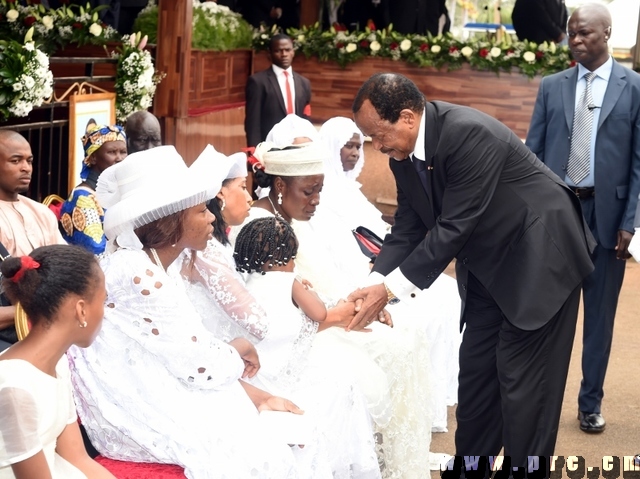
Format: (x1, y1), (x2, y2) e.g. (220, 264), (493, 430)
(59, 125), (127, 255)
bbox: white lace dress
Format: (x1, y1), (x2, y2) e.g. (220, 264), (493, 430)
(230, 208), (439, 479)
(0, 356), (86, 479)
(185, 240), (381, 479)
(68, 248), (300, 479)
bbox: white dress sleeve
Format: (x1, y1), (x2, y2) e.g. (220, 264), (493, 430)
(102, 251), (245, 390)
(0, 387), (42, 466)
(187, 241), (270, 340)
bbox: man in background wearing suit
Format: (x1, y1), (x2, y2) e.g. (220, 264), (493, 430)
(349, 73), (594, 471)
(244, 33), (312, 147)
(526, 4), (640, 434)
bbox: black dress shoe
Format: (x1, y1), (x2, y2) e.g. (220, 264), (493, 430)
(578, 411), (606, 433)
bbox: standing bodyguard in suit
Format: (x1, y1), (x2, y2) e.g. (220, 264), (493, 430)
(244, 34), (312, 147)
(348, 73), (595, 469)
(526, 4), (640, 434)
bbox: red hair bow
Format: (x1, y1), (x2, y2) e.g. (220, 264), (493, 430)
(11, 256), (41, 283)
(242, 147), (265, 173)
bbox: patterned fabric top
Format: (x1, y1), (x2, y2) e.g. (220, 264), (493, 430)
(59, 187), (106, 255)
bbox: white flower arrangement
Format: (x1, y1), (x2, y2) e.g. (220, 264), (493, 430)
(0, 27), (53, 120)
(113, 33), (164, 123)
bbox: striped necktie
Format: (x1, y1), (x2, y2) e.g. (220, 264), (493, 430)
(567, 72), (596, 184)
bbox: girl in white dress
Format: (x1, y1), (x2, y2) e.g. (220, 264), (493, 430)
(0, 245), (116, 479)
(232, 216), (379, 478)
(69, 146), (306, 479)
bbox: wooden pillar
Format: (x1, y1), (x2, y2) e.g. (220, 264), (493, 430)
(300, 0), (320, 26)
(153, 0), (192, 152)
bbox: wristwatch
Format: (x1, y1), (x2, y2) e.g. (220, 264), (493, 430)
(384, 283), (400, 305)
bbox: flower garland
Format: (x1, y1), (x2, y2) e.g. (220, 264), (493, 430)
(113, 32), (164, 123)
(0, 0), (119, 55)
(0, 27), (53, 120)
(253, 23), (574, 78)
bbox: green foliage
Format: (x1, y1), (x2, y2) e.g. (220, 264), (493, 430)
(132, 4), (157, 43)
(133, 0), (253, 51)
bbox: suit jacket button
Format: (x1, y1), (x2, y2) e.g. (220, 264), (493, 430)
(561, 164), (567, 171)
(462, 284), (467, 291)
(410, 293), (416, 298)
(462, 257), (468, 265)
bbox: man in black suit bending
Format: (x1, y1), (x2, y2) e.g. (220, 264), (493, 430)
(244, 33), (311, 147)
(348, 73), (595, 470)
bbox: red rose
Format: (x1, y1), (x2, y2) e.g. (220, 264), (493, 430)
(24, 16), (37, 27)
(420, 43), (429, 52)
(73, 22), (83, 29)
(333, 22), (347, 32)
(360, 40), (369, 48)
(570, 60), (577, 67)
(336, 42), (345, 49)
(536, 51), (544, 58)
(367, 19), (376, 31)
(390, 42), (399, 50)
(449, 45), (459, 53)
(479, 48), (489, 58)
(507, 49), (514, 55)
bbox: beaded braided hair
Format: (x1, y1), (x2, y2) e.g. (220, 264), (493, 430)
(234, 217), (298, 275)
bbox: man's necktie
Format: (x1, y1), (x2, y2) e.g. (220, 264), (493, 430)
(567, 72), (596, 184)
(283, 71), (294, 115)
(412, 156), (428, 193)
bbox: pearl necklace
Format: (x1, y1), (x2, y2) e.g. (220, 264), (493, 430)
(267, 195), (286, 222)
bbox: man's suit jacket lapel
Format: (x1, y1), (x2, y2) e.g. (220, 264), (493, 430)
(561, 67), (578, 131)
(265, 68), (287, 115)
(598, 60), (626, 129)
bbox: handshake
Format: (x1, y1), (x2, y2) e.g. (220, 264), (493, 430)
(343, 283), (394, 332)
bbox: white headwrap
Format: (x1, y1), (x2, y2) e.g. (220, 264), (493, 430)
(319, 117), (365, 181)
(266, 114), (320, 147)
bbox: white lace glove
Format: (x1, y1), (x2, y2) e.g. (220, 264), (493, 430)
(628, 228), (640, 262)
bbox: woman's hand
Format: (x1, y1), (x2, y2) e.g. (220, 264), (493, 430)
(228, 338), (260, 378)
(258, 396), (304, 415)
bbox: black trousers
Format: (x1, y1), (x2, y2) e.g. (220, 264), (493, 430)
(455, 273), (581, 468)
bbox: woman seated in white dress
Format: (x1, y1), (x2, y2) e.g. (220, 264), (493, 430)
(69, 146), (378, 479)
(318, 116), (390, 239)
(69, 146), (305, 479)
(0, 245), (116, 479)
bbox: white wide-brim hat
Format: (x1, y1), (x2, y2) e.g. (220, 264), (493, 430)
(98, 145), (234, 243)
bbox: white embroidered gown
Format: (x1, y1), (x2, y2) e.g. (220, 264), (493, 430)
(185, 240), (381, 479)
(68, 249), (300, 479)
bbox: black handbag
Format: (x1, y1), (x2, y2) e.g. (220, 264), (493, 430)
(352, 226), (384, 261)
